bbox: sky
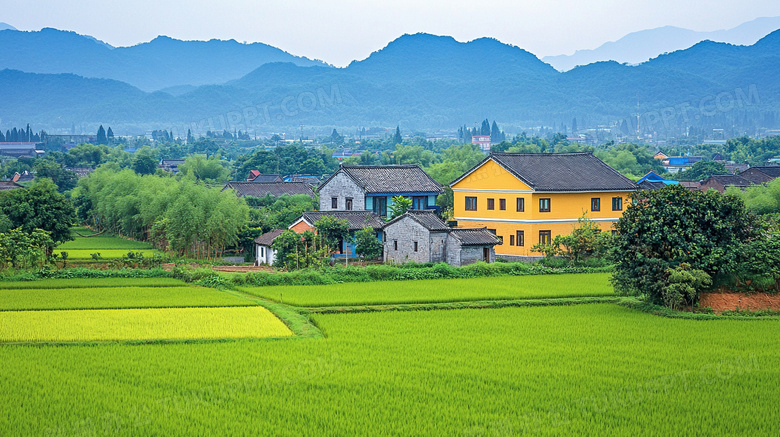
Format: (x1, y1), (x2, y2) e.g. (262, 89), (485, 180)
(1, 0), (780, 66)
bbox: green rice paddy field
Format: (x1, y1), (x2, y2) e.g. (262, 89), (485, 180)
(2, 274), (779, 435)
(55, 227), (158, 259)
(239, 272), (614, 306)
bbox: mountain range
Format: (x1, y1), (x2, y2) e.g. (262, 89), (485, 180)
(0, 27), (327, 91)
(543, 16), (780, 71)
(0, 27), (778, 136)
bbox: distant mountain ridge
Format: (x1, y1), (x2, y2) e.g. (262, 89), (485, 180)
(0, 22), (16, 31)
(543, 16), (780, 71)
(0, 28), (329, 91)
(0, 30), (778, 136)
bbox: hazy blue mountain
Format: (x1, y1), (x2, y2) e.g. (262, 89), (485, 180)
(543, 16), (780, 71)
(1, 31), (778, 134)
(0, 28), (328, 91)
(0, 22), (16, 31)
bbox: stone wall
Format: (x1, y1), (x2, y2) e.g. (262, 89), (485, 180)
(318, 172), (365, 211)
(460, 246), (493, 266)
(384, 217), (431, 264)
(430, 232), (447, 263)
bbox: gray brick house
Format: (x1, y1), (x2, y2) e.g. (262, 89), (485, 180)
(383, 210), (500, 266)
(317, 164), (444, 217)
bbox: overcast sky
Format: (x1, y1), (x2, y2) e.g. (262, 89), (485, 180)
(2, 0), (780, 66)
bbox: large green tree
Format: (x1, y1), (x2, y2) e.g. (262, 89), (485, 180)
(611, 185), (760, 307)
(0, 179), (76, 244)
(675, 161), (729, 181)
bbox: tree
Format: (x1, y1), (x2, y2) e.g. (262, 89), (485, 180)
(34, 160), (78, 193)
(178, 154), (230, 183)
(393, 125), (402, 145)
(387, 195), (412, 220)
(131, 146), (158, 175)
(0, 179), (76, 244)
(106, 127), (114, 141)
(354, 227), (383, 259)
(611, 184), (761, 308)
(314, 216), (349, 255)
(0, 227), (56, 269)
(675, 161), (729, 181)
(531, 214), (614, 264)
(96, 125), (107, 145)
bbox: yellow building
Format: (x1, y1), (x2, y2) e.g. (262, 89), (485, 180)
(450, 153), (639, 258)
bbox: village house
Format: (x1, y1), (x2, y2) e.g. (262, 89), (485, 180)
(450, 152), (639, 259)
(0, 180), (24, 191)
(383, 210), (500, 266)
(317, 164), (444, 217)
(739, 166), (780, 185)
(699, 174), (754, 193)
(246, 171), (283, 182)
(289, 210), (384, 257)
(254, 229), (285, 265)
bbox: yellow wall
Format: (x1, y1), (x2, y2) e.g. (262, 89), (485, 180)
(452, 158), (634, 256)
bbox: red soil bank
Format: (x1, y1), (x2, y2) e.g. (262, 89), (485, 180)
(700, 292), (780, 313)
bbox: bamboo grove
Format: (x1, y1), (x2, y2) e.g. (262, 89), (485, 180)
(72, 169), (249, 259)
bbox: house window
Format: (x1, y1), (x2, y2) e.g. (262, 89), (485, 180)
(345, 197), (353, 211)
(394, 240), (398, 250)
(510, 235), (515, 246)
(591, 198), (600, 212)
(413, 241), (418, 252)
(499, 199), (506, 210)
(412, 196), (427, 210)
(539, 230), (551, 245)
(516, 231), (525, 247)
(539, 198), (551, 212)
(373, 197), (388, 217)
(331, 197), (338, 209)
(612, 196), (623, 211)
(487, 198), (495, 210)
(261, 247), (265, 257)
(487, 229), (496, 235)
(465, 196), (477, 211)
(516, 197), (525, 212)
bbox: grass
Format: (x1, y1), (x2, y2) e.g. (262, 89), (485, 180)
(0, 286), (256, 311)
(238, 272), (614, 306)
(0, 304), (777, 435)
(0, 278), (185, 289)
(55, 226), (157, 258)
(0, 306), (292, 342)
(56, 249), (159, 260)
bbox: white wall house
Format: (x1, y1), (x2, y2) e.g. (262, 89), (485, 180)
(254, 229), (284, 266)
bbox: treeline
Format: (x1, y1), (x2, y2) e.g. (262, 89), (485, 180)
(72, 169), (249, 259)
(0, 123), (44, 143)
(662, 136), (780, 167)
(458, 119), (506, 143)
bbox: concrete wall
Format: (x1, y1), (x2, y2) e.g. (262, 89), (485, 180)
(318, 172), (366, 211)
(384, 217), (431, 264)
(256, 244), (276, 265)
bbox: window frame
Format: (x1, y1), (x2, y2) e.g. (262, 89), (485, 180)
(345, 197), (353, 211)
(465, 196), (477, 211)
(591, 197), (601, 212)
(539, 198), (551, 213)
(539, 230), (551, 246)
(499, 198), (506, 210)
(612, 196), (623, 211)
(516, 197), (525, 212)
(487, 198), (495, 210)
(413, 241), (418, 252)
(331, 197), (338, 209)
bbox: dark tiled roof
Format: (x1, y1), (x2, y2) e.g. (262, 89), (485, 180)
(323, 164), (444, 194)
(740, 166), (780, 184)
(679, 181), (701, 190)
(704, 174), (753, 188)
(453, 153), (638, 192)
(0, 181), (24, 191)
(254, 229), (285, 246)
(383, 210), (450, 231)
(222, 182), (316, 198)
(301, 211), (384, 231)
(250, 174), (283, 183)
(638, 180), (667, 191)
(450, 228), (501, 246)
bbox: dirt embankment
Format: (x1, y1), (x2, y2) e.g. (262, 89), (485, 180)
(700, 292), (780, 313)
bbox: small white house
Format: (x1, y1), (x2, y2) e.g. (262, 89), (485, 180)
(255, 229), (284, 266)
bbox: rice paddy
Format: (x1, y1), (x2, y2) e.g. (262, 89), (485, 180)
(0, 285), (255, 310)
(55, 227), (158, 259)
(1, 303), (778, 435)
(238, 272), (614, 306)
(0, 306), (292, 342)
